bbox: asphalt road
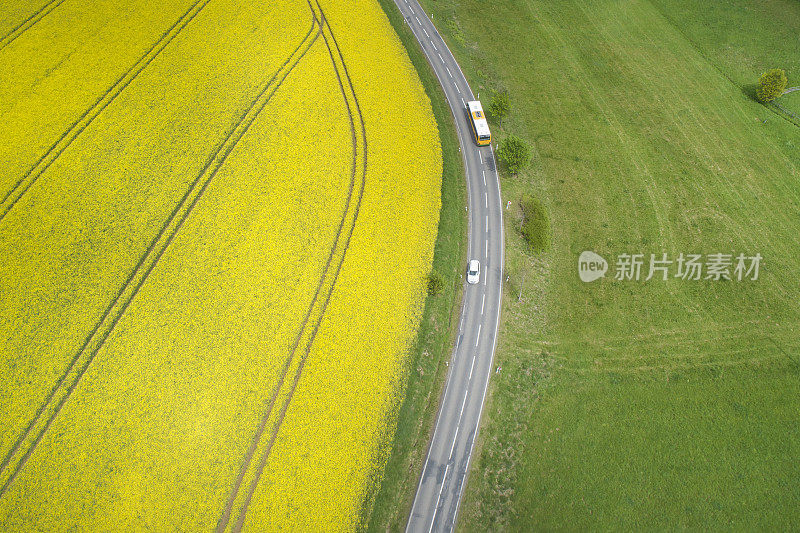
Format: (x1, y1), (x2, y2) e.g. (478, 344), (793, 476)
(391, 2), (505, 531)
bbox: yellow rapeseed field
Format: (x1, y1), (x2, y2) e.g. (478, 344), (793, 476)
(236, 0), (442, 529)
(0, 0), (441, 529)
(0, 0), (309, 472)
(0, 0), (200, 195)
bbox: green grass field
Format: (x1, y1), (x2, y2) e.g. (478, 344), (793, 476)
(413, 0), (800, 529)
(649, 0), (800, 123)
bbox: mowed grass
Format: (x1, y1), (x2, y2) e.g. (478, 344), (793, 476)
(414, 0), (800, 529)
(649, 0), (800, 122)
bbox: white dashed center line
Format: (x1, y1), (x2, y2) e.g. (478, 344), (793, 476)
(449, 427), (459, 458)
(398, 2), (506, 529)
(429, 464), (449, 533)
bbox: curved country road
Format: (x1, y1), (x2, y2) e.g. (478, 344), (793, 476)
(392, 1), (505, 531)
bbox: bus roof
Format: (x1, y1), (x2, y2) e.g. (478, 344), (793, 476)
(474, 118), (489, 137)
(473, 118), (490, 137)
(467, 100), (491, 137)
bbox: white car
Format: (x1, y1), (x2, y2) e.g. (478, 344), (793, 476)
(467, 259), (480, 284)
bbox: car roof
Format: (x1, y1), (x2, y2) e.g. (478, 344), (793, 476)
(469, 259), (480, 268)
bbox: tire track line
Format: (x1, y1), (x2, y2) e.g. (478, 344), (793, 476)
(562, 352), (788, 375)
(559, 342), (780, 369)
(534, 319), (768, 349)
(218, 2), (368, 531)
(0, 18), (319, 499)
(0, 0), (212, 224)
(214, 13), (339, 530)
(0, 0), (66, 52)
(543, 322), (788, 360)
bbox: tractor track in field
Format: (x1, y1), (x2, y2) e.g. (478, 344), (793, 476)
(0, 0), (213, 224)
(0, 0), (66, 52)
(0, 17), (319, 499)
(216, 2), (368, 531)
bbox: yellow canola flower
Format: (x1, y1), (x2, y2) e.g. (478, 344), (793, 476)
(0, 9), (351, 530)
(0, 1), (51, 35)
(0, 0), (442, 529)
(240, 0), (442, 529)
(0, 0), (199, 193)
(0, 0), (309, 460)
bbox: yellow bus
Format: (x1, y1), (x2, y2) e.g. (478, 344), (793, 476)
(467, 100), (491, 146)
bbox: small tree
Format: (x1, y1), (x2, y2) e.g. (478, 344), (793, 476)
(488, 90), (511, 128)
(497, 134), (531, 176)
(757, 69), (788, 102)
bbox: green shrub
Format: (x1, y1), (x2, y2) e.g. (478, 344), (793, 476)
(446, 19), (466, 46)
(488, 90), (511, 127)
(520, 195), (551, 252)
(497, 134), (531, 175)
(756, 68), (788, 102)
(426, 272), (444, 296)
